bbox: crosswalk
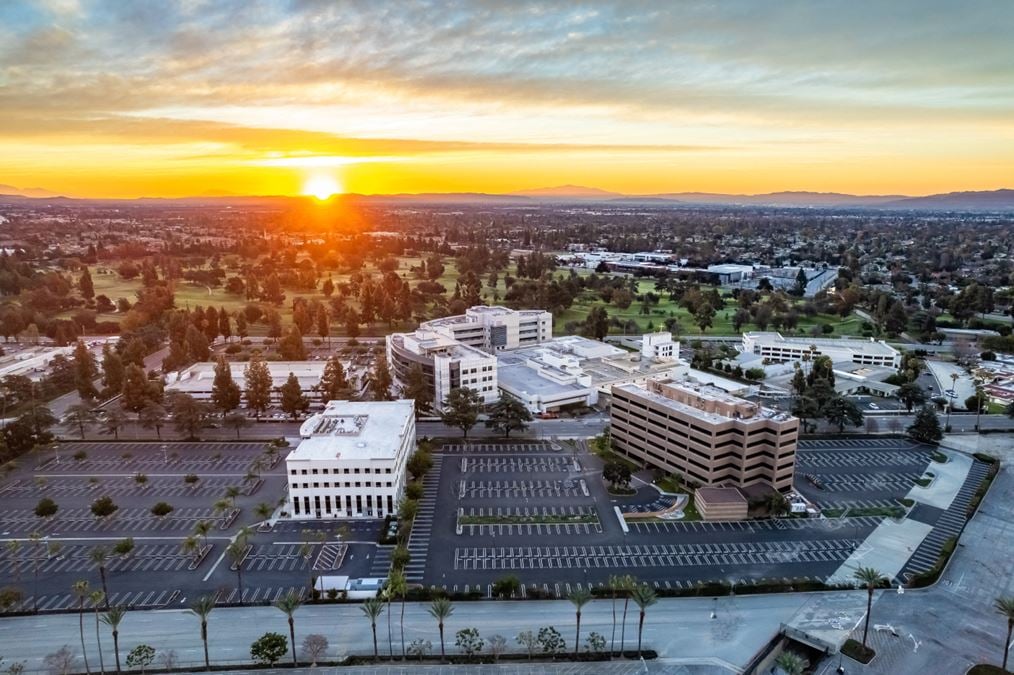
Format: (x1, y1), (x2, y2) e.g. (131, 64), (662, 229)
(464, 456), (575, 473)
(368, 545), (393, 577)
(900, 460), (993, 582)
(403, 455), (442, 583)
(461, 479), (584, 498)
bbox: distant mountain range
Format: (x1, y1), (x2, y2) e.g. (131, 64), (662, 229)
(2, 183), (1013, 211)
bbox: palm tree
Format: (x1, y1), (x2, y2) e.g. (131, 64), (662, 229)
(428, 597), (454, 661)
(774, 651), (808, 675)
(180, 535), (201, 563)
(193, 520), (212, 548)
(72, 580), (92, 674)
(607, 574), (622, 656)
(853, 567), (887, 649)
(630, 584), (657, 658)
(994, 596), (1014, 672)
(274, 590), (302, 667)
(189, 595), (215, 671)
(101, 606), (126, 673)
(226, 540), (247, 604)
(568, 588), (592, 658)
(89, 590), (106, 675)
(381, 576), (397, 659)
(89, 546), (111, 608)
(361, 597), (385, 660)
(224, 485), (241, 509)
(617, 574), (636, 654)
(386, 569), (408, 659)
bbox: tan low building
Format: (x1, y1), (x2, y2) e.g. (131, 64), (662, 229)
(610, 378), (798, 492)
(695, 487), (749, 521)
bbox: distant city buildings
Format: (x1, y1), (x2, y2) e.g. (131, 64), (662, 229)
(741, 331), (902, 368)
(610, 378), (798, 494)
(285, 400), (415, 519)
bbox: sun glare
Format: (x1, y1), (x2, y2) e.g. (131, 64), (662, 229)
(303, 173), (343, 200)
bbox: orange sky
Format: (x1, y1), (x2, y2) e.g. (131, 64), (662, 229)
(1, 2), (1012, 198)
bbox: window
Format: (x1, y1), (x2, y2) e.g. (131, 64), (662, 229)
(301, 469), (308, 475)
(291, 483), (298, 489)
(289, 470), (296, 475)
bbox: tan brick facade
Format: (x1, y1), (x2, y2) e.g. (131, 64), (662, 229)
(610, 379), (797, 492)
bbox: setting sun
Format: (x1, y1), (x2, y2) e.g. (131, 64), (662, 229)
(303, 174), (343, 200)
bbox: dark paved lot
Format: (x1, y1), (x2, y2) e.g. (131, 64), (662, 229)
(0, 441), (382, 613)
(416, 441), (886, 597)
(794, 437), (934, 511)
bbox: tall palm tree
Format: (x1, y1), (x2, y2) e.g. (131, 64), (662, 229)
(617, 574), (636, 655)
(193, 520), (212, 549)
(274, 590), (302, 667)
(386, 570), (408, 659)
(568, 588), (593, 657)
(72, 580), (92, 674)
(428, 597), (454, 662)
(226, 540), (247, 604)
(89, 546), (111, 608)
(224, 485), (241, 509)
(89, 590), (106, 674)
(100, 606), (126, 673)
(853, 567), (887, 649)
(607, 574), (622, 656)
(630, 585), (657, 658)
(361, 597), (385, 660)
(189, 595), (215, 671)
(994, 596), (1014, 672)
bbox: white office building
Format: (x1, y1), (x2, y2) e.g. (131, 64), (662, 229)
(741, 332), (901, 368)
(285, 400), (415, 520)
(386, 330), (498, 411)
(420, 305), (552, 352)
(641, 332), (679, 360)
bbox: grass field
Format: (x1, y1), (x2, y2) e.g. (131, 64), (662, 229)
(83, 259), (864, 339)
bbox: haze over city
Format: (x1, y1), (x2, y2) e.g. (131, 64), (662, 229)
(3, 3), (1014, 675)
(2, 0), (1014, 198)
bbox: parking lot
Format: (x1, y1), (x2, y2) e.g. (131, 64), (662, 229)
(794, 437), (934, 511)
(0, 440), (380, 614)
(416, 439), (892, 594)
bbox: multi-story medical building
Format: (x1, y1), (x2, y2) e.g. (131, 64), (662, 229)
(611, 379), (798, 492)
(741, 332), (901, 368)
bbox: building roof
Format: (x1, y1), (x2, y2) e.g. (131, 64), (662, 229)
(743, 331), (899, 357)
(288, 400), (414, 462)
(613, 379), (794, 426)
(166, 360), (326, 392)
(696, 487), (748, 505)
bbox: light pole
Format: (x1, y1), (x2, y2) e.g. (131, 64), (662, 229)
(162, 444), (168, 464)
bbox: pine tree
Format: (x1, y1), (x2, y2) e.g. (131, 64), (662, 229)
(185, 324), (210, 361)
(485, 393), (532, 438)
(402, 363), (432, 414)
(440, 387), (483, 439)
(278, 326), (306, 360)
(121, 364), (153, 412)
(79, 268), (95, 300)
(101, 345), (124, 397)
(218, 307), (232, 342)
(279, 373), (309, 420)
(211, 356), (241, 414)
(244, 356), (272, 418)
(319, 355), (352, 401)
(73, 341), (99, 400)
(369, 353), (393, 401)
(235, 312), (248, 339)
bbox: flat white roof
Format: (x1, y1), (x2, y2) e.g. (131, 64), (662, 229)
(744, 332), (899, 357)
(288, 400), (414, 462)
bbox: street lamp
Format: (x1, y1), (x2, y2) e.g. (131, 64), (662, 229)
(161, 444), (168, 464)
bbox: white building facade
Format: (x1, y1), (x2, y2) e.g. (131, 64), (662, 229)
(741, 332), (901, 368)
(285, 400), (415, 520)
(386, 330), (498, 411)
(421, 306), (552, 352)
(166, 361), (327, 403)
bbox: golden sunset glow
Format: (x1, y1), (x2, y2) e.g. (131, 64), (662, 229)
(303, 173), (343, 201)
(1, 2), (1011, 198)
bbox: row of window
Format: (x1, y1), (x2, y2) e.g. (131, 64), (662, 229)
(293, 493), (394, 517)
(291, 467), (392, 476)
(292, 481), (394, 489)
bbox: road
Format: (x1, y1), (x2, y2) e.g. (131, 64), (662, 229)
(0, 586), (848, 673)
(819, 434), (1014, 674)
